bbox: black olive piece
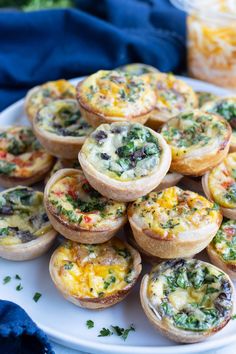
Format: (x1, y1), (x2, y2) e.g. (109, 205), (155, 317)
(93, 130), (107, 143)
(16, 230), (36, 243)
(0, 205), (14, 215)
(130, 148), (146, 162)
(100, 153), (110, 160)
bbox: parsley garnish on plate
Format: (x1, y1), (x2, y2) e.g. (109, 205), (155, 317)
(16, 284), (23, 291)
(86, 320), (94, 329)
(3, 276), (11, 284)
(112, 324), (135, 341)
(33, 292), (42, 302)
(98, 328), (113, 337)
(15, 274), (21, 280)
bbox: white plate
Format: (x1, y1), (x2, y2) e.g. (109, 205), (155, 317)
(0, 77), (235, 354)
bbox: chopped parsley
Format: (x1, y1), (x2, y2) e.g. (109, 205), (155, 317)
(98, 327), (113, 337)
(86, 320), (94, 329)
(16, 284), (23, 291)
(3, 276), (11, 284)
(104, 275), (116, 290)
(15, 274), (21, 280)
(64, 261), (74, 270)
(33, 292), (42, 303)
(111, 324), (135, 341)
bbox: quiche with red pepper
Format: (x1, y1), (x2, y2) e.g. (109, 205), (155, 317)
(25, 79), (76, 122)
(33, 99), (93, 159)
(49, 237), (142, 309)
(143, 73), (197, 129)
(76, 70), (156, 127)
(0, 126), (54, 187)
(128, 186), (222, 258)
(202, 152), (236, 219)
(161, 110), (231, 176)
(140, 259), (234, 343)
(79, 122), (171, 202)
(44, 169), (127, 243)
(0, 186), (56, 260)
(207, 219), (236, 280)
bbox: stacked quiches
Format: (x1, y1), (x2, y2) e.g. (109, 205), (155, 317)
(1, 66), (236, 343)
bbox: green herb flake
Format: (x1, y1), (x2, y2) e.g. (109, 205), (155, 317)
(16, 284), (23, 291)
(33, 292), (42, 303)
(64, 261), (74, 270)
(98, 327), (113, 337)
(86, 320), (94, 329)
(112, 324), (135, 341)
(3, 276), (11, 284)
(15, 274), (21, 280)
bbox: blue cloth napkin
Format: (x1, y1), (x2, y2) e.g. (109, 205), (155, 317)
(0, 0), (186, 111)
(0, 300), (54, 354)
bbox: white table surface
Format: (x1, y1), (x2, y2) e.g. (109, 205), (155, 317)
(51, 341), (236, 354)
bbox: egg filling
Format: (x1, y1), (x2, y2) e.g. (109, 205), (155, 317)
(0, 187), (52, 246)
(36, 100), (93, 137)
(129, 186), (221, 239)
(48, 172), (126, 230)
(161, 110), (230, 159)
(78, 70), (156, 117)
(147, 259), (233, 332)
(0, 126), (53, 178)
(81, 123), (161, 181)
(52, 238), (137, 298)
(208, 153), (236, 208)
(211, 219), (236, 264)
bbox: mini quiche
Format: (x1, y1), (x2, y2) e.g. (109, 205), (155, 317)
(202, 97), (236, 151)
(207, 219), (236, 280)
(202, 152), (236, 219)
(76, 70), (156, 127)
(45, 158), (81, 185)
(49, 237), (142, 309)
(0, 186), (56, 261)
(140, 259), (234, 343)
(79, 122), (171, 202)
(25, 79), (76, 122)
(33, 99), (93, 159)
(196, 91), (218, 108)
(116, 63), (159, 75)
(143, 73), (198, 130)
(44, 169), (127, 243)
(128, 186), (222, 259)
(161, 110), (231, 176)
(0, 126), (54, 188)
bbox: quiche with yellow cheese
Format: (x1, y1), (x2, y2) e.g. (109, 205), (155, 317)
(161, 110), (231, 176)
(116, 63), (159, 76)
(143, 73), (198, 129)
(202, 152), (236, 219)
(140, 259), (234, 343)
(0, 186), (56, 260)
(25, 79), (76, 122)
(76, 70), (156, 127)
(0, 126), (54, 188)
(49, 237), (142, 309)
(202, 97), (236, 151)
(128, 186), (222, 258)
(79, 122), (171, 202)
(207, 219), (236, 280)
(44, 169), (127, 243)
(33, 99), (93, 159)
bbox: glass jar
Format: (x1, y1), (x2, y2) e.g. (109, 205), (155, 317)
(171, 0), (236, 89)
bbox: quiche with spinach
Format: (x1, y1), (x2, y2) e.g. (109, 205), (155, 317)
(161, 110), (231, 176)
(128, 186), (222, 258)
(203, 97), (236, 151)
(140, 259), (234, 343)
(0, 126), (54, 187)
(44, 169), (127, 243)
(33, 99), (93, 159)
(0, 186), (56, 260)
(79, 122), (171, 202)
(208, 219), (236, 279)
(49, 237), (142, 309)
(76, 70), (156, 127)
(25, 79), (76, 122)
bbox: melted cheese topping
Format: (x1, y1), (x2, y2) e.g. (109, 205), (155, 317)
(81, 122), (162, 181)
(161, 110), (230, 159)
(203, 97), (236, 146)
(78, 70), (156, 117)
(211, 219), (236, 264)
(52, 238), (136, 298)
(0, 126), (53, 178)
(26, 79), (76, 120)
(48, 172), (126, 230)
(196, 91), (218, 108)
(208, 152), (236, 208)
(117, 63), (159, 76)
(143, 73), (197, 122)
(147, 259), (233, 332)
(0, 187), (52, 246)
(130, 186), (221, 239)
(36, 99), (93, 138)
